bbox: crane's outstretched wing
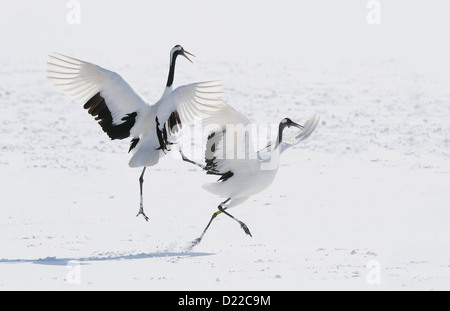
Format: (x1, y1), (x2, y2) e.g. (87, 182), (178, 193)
(154, 81), (225, 143)
(156, 81), (225, 128)
(129, 81), (227, 168)
(47, 53), (152, 140)
(280, 114), (320, 153)
(257, 114), (320, 160)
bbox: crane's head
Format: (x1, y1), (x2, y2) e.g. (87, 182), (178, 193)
(280, 118), (304, 131)
(277, 118), (306, 146)
(170, 45), (195, 63)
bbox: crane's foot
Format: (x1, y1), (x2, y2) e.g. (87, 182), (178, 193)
(239, 221), (252, 237)
(136, 207), (149, 222)
(188, 237), (202, 250)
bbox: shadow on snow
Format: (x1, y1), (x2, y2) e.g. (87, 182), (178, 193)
(0, 251), (214, 266)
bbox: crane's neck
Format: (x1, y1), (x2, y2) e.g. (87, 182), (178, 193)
(166, 52), (179, 88)
(274, 123), (285, 150)
(258, 128), (283, 169)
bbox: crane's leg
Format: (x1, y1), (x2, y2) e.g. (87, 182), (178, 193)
(189, 198), (252, 249)
(179, 150), (206, 170)
(189, 199), (231, 249)
(179, 149), (222, 175)
(218, 205), (252, 238)
(136, 167), (149, 221)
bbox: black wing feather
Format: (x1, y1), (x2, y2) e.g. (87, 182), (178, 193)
(84, 92), (137, 140)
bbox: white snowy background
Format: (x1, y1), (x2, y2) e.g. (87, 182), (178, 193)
(1, 0), (449, 290)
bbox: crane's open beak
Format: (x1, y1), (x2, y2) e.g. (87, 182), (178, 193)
(290, 121), (305, 131)
(181, 50), (195, 63)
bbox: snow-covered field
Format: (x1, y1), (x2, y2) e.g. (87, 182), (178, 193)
(1, 1), (450, 291)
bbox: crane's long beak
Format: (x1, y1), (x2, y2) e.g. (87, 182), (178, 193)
(182, 50), (195, 63)
(291, 121), (305, 131)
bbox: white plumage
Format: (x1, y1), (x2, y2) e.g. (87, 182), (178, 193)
(180, 101), (319, 247)
(47, 46), (225, 221)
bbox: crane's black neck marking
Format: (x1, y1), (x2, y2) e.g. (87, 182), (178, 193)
(275, 122), (286, 149)
(166, 50), (182, 87)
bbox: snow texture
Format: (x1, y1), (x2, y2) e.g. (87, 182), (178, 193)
(1, 0), (450, 290)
